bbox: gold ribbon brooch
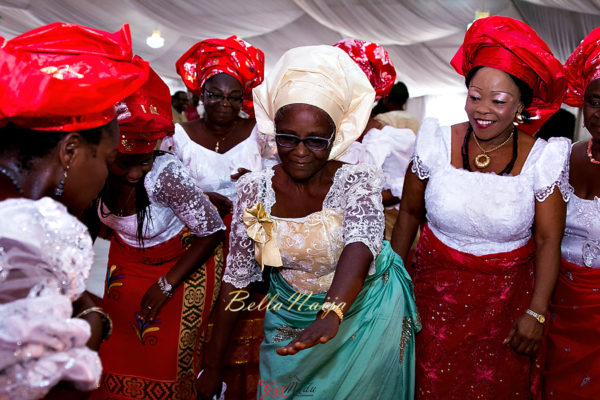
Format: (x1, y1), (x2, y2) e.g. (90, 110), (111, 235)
(242, 202), (283, 270)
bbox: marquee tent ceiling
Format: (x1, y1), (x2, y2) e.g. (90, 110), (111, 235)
(1, 0), (599, 97)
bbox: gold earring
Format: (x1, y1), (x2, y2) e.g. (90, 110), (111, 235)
(515, 111), (524, 124)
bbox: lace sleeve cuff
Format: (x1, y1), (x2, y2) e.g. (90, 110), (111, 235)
(410, 154), (431, 180)
(534, 138), (572, 203)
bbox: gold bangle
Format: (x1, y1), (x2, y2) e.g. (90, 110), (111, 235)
(320, 302), (344, 323)
(75, 307), (113, 341)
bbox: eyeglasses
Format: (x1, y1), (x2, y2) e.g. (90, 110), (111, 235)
(204, 90), (243, 105)
(274, 133), (334, 151)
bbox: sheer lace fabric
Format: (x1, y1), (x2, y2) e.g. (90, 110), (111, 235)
(160, 124), (263, 200)
(412, 118), (571, 256)
(561, 193), (600, 268)
(223, 164), (385, 292)
(0, 198), (101, 399)
(339, 125), (415, 198)
(99, 153), (225, 248)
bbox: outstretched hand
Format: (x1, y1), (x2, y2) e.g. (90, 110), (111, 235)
(276, 312), (340, 356)
(503, 313), (544, 355)
(206, 192), (233, 217)
(230, 167), (251, 181)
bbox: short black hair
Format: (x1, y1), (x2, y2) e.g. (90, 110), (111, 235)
(171, 91), (187, 101)
(0, 123), (106, 170)
(387, 82), (410, 106)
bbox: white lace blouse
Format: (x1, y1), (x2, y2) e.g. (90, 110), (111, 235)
(99, 153), (224, 248)
(160, 123), (263, 200)
(0, 197), (101, 399)
(412, 118), (571, 256)
(340, 125), (415, 198)
(561, 193), (600, 268)
(223, 164), (385, 292)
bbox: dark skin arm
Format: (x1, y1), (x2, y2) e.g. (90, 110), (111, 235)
(504, 189), (566, 354)
(276, 241), (372, 355)
(71, 291), (103, 350)
(205, 192), (233, 217)
(391, 163), (427, 261)
(381, 189), (400, 207)
(139, 229), (224, 323)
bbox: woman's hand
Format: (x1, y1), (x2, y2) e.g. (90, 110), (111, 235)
(230, 167), (251, 181)
(276, 312), (340, 356)
(206, 192), (233, 217)
(503, 313), (544, 355)
(195, 366), (223, 400)
(139, 282), (171, 323)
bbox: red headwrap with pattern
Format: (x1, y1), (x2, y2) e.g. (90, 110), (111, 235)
(564, 26), (600, 108)
(117, 62), (174, 154)
(334, 38), (396, 100)
(450, 16), (566, 135)
(175, 36), (264, 116)
(0, 22), (149, 131)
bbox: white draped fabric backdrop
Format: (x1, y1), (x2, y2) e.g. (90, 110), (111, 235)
(1, 0), (599, 131)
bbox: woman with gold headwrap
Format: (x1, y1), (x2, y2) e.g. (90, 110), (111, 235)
(196, 45), (420, 400)
(391, 17), (569, 399)
(544, 27), (600, 400)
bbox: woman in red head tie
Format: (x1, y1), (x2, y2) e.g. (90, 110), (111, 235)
(391, 16), (569, 399)
(0, 22), (148, 399)
(544, 27), (600, 400)
(163, 36), (267, 399)
(92, 67), (225, 399)
(334, 38), (416, 240)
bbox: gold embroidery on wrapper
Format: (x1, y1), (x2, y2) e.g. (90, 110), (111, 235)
(399, 317), (413, 364)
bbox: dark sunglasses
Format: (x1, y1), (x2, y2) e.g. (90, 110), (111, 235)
(275, 133), (334, 151)
(204, 90), (243, 104)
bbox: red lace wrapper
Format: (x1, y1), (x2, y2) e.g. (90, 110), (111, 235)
(414, 223), (542, 399)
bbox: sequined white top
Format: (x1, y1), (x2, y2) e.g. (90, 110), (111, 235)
(561, 193), (600, 268)
(223, 164), (385, 292)
(160, 123), (263, 200)
(412, 118), (571, 256)
(98, 153), (225, 248)
(0, 197), (101, 399)
(340, 125), (415, 197)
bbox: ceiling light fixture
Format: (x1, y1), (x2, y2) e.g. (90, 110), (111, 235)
(146, 30), (165, 49)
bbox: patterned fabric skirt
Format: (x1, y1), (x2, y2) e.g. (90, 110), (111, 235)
(545, 259), (600, 400)
(414, 223), (540, 400)
(259, 241), (420, 400)
(96, 228), (223, 399)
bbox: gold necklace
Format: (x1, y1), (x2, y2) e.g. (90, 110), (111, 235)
(213, 120), (238, 153)
(472, 125), (515, 169)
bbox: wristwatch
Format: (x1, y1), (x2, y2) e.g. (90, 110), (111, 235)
(525, 308), (545, 324)
(320, 302), (344, 323)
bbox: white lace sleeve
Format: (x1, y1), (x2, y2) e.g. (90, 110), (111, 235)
(533, 137), (572, 202)
(222, 171), (267, 289)
(0, 240), (101, 400)
(338, 164), (385, 260)
(146, 154), (225, 236)
(409, 117), (448, 180)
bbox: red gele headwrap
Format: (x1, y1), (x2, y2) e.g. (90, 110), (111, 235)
(334, 38), (396, 100)
(564, 26), (600, 108)
(117, 61), (174, 154)
(450, 16), (566, 136)
(175, 35), (264, 117)
(0, 22), (150, 132)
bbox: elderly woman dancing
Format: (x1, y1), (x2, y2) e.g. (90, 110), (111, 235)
(0, 23), (148, 399)
(544, 27), (600, 400)
(197, 45), (420, 400)
(391, 16), (569, 399)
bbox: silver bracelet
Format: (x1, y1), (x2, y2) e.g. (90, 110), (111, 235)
(157, 275), (174, 297)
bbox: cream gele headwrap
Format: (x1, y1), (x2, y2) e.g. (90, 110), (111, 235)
(253, 45), (375, 160)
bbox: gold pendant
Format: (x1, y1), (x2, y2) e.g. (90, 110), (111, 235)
(474, 153), (490, 169)
(214, 141), (220, 152)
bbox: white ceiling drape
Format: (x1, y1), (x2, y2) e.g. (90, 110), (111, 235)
(0, 0), (597, 100)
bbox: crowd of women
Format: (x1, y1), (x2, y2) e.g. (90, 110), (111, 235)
(0, 14), (598, 400)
